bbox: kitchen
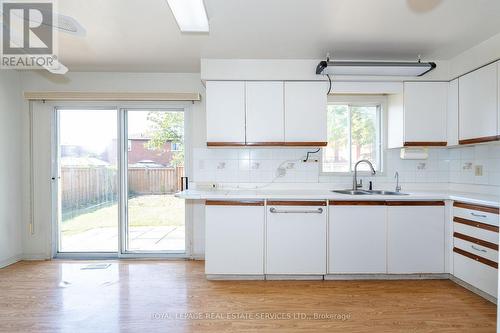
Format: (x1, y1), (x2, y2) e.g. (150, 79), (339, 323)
(1, 1), (500, 332)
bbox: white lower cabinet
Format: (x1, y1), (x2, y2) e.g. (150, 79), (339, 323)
(452, 201), (499, 297)
(205, 201), (265, 275)
(387, 202), (445, 273)
(329, 203), (387, 274)
(266, 201), (327, 275)
(453, 253), (498, 297)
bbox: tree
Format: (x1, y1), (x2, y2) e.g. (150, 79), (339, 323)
(327, 105), (348, 162)
(145, 111), (184, 166)
(351, 107), (376, 162)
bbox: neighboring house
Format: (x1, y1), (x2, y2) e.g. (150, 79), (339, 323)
(105, 135), (175, 167)
(60, 145), (110, 167)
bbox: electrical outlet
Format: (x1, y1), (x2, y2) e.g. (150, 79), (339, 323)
(276, 167), (286, 177)
(416, 162), (426, 170)
(475, 165), (483, 176)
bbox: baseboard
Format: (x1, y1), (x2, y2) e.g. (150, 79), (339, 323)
(265, 274), (324, 280)
(449, 275), (497, 304)
(189, 254), (205, 260)
(0, 254), (22, 268)
(206, 274), (265, 280)
(22, 254), (51, 260)
(325, 273), (450, 280)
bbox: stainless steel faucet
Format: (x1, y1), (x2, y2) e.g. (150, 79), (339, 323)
(394, 171), (401, 192)
(352, 160), (376, 190)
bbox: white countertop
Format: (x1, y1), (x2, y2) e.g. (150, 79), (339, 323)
(176, 188), (500, 207)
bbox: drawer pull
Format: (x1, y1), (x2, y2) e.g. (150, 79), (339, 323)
(269, 207), (323, 214)
(471, 212), (487, 218)
(471, 245), (487, 253)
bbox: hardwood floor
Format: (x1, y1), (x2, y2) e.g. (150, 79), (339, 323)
(0, 260), (496, 333)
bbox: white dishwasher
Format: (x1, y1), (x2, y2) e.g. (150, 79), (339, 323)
(266, 201), (327, 275)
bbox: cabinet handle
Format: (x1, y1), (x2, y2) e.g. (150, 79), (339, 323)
(269, 207), (323, 214)
(471, 245), (487, 253)
(471, 212), (487, 218)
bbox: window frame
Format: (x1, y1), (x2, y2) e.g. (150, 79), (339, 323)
(321, 95), (387, 175)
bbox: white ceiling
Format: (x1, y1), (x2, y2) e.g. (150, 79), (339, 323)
(57, 0), (500, 72)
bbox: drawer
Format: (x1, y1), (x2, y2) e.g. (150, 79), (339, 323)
(453, 251), (498, 297)
(454, 236), (498, 263)
(453, 202), (499, 227)
(453, 221), (498, 244)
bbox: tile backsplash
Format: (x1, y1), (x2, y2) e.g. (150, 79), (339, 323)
(192, 143), (500, 187)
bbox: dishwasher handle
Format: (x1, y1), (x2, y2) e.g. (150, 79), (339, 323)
(269, 207), (323, 214)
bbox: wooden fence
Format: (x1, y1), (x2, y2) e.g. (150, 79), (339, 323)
(61, 166), (184, 210)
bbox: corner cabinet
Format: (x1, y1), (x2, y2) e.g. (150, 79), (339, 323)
(388, 82), (448, 148)
(205, 201), (265, 276)
(205, 80), (328, 147)
(458, 61), (499, 144)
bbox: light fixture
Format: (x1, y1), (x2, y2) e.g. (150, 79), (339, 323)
(166, 0), (209, 33)
(316, 60), (436, 77)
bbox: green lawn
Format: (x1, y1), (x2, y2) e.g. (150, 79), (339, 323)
(61, 194), (184, 236)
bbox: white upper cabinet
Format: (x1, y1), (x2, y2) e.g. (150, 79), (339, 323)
(388, 82), (448, 148)
(206, 81), (246, 144)
(498, 61), (500, 136)
(245, 82), (284, 143)
(205, 80), (327, 146)
(284, 82), (327, 144)
(447, 79), (459, 146)
(459, 62), (498, 143)
(403, 82), (448, 145)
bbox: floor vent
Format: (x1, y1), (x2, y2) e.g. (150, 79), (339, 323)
(80, 263), (111, 270)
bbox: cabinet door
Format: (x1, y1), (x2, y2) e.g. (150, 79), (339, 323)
(266, 203), (327, 275)
(447, 79), (459, 146)
(498, 61), (500, 136)
(387, 204), (445, 273)
(206, 81), (246, 143)
(403, 82), (448, 144)
(246, 82), (284, 143)
(329, 204), (387, 274)
(459, 63), (498, 142)
(284, 82), (327, 144)
(205, 203), (264, 275)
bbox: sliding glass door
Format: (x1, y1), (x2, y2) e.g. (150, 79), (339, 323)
(57, 109), (119, 252)
(55, 106), (187, 256)
(125, 110), (185, 252)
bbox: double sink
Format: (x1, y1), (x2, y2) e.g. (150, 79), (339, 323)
(333, 189), (409, 196)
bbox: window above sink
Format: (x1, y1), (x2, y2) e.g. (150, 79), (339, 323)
(322, 95), (385, 175)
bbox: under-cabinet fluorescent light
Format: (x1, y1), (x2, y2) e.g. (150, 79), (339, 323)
(166, 0), (209, 32)
(316, 61), (436, 77)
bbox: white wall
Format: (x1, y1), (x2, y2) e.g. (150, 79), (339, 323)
(450, 31), (500, 78)
(0, 70), (23, 267)
(20, 71), (207, 258)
